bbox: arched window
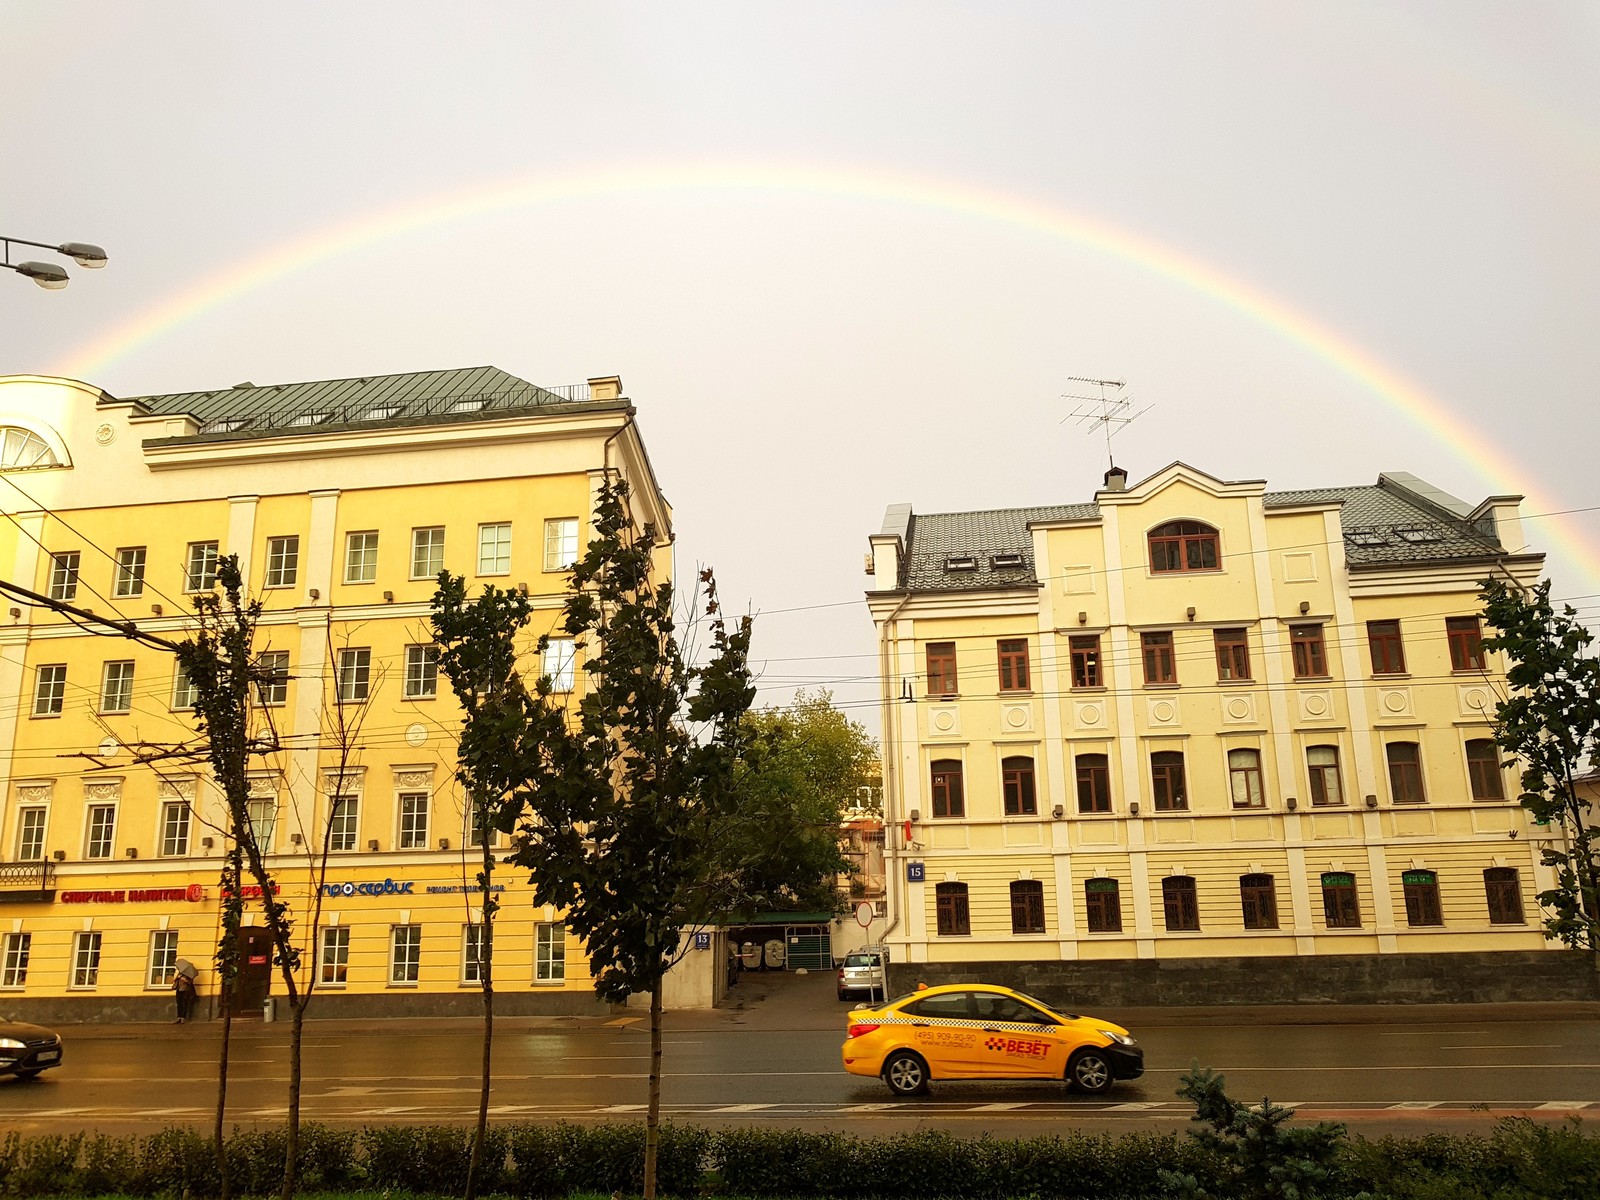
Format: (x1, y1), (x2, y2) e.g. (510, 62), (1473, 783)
(1076, 753), (1111, 814)
(0, 425), (65, 471)
(1402, 869), (1442, 926)
(930, 760), (965, 818)
(1465, 740), (1505, 801)
(1239, 874), (1278, 929)
(1010, 880), (1045, 934)
(1307, 745), (1344, 807)
(1163, 876), (1199, 931)
(1084, 877), (1122, 932)
(1148, 521), (1219, 573)
(1321, 872), (1361, 928)
(1385, 742), (1425, 804)
(1228, 749), (1265, 809)
(935, 882), (970, 936)
(1001, 756), (1036, 816)
(1484, 868), (1524, 924)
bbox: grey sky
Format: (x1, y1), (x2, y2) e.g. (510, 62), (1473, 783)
(4, 2), (1595, 729)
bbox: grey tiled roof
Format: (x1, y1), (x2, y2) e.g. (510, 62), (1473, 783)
(118, 366), (612, 442)
(902, 505), (1098, 590)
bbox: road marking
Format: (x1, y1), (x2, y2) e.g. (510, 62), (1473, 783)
(712, 1103), (779, 1112)
(597, 1104), (648, 1113)
(605, 1017), (642, 1026)
(1438, 1045), (1559, 1050)
(1534, 1102), (1591, 1110)
(1390, 1102), (1442, 1109)
(1106, 1102), (1168, 1111)
(970, 1102), (1029, 1111)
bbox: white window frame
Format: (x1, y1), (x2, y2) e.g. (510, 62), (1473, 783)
(477, 522), (511, 576)
(542, 638), (576, 693)
(159, 800), (191, 857)
(247, 796), (277, 853)
(172, 664), (199, 711)
(411, 527), (445, 579)
(264, 535), (300, 588)
(390, 925), (422, 985)
(328, 794), (359, 852)
(15, 806), (47, 861)
(114, 546), (146, 598)
(100, 660), (134, 714)
(320, 926), (350, 986)
(337, 648), (371, 703)
(535, 921), (566, 984)
(85, 802), (116, 859)
(256, 651), (289, 706)
(544, 518), (579, 572)
(403, 645), (439, 699)
(344, 531), (379, 584)
(148, 930), (179, 989)
(48, 551), (80, 601)
(397, 791), (430, 849)
(462, 924), (485, 985)
(185, 541), (219, 592)
(0, 931), (30, 989)
(33, 664), (66, 716)
(71, 930), (102, 989)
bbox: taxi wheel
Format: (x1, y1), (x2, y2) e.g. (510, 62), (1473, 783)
(883, 1051), (930, 1096)
(1067, 1048), (1114, 1094)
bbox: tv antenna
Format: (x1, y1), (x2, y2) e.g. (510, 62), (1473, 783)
(1062, 376), (1150, 469)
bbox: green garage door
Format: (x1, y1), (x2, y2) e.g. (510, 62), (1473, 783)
(785, 926), (831, 971)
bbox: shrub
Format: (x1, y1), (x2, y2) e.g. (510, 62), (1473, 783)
(134, 1126), (219, 1198)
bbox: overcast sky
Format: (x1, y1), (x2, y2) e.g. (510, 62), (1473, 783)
(4, 2), (1594, 732)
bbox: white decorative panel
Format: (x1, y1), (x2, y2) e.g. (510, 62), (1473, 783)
(1310, 813), (1354, 839)
(1458, 684), (1495, 720)
(1003, 823), (1044, 847)
(1297, 689), (1334, 722)
(1074, 701), (1106, 731)
(927, 704), (961, 737)
(1062, 565), (1096, 595)
(1153, 818), (1194, 842)
(1076, 822), (1119, 846)
(1221, 693), (1256, 725)
(1282, 552), (1318, 582)
(1000, 702), (1034, 733)
(1145, 696), (1181, 727)
(1375, 687), (1413, 720)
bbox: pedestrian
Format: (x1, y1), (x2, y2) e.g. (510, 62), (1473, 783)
(172, 958), (198, 1024)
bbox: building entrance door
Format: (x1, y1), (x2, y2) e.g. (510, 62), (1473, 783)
(232, 927), (274, 1015)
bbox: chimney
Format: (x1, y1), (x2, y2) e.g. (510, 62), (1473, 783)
(1103, 464), (1128, 492)
(587, 375), (623, 401)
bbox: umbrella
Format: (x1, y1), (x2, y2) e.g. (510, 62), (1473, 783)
(174, 958), (198, 980)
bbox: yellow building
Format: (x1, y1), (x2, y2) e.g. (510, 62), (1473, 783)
(866, 462), (1598, 1003)
(0, 366), (669, 1020)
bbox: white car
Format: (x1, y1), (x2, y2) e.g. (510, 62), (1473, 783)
(836, 947), (888, 1001)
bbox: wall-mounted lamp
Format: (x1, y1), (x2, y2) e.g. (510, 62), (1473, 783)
(289, 832), (303, 845)
(1364, 794), (1378, 809)
(517, 581), (529, 595)
(908, 809), (921, 822)
(201, 837), (214, 849)
(7, 607), (20, 621)
(1299, 601), (1311, 615)
(125, 847), (138, 859)
(1051, 804), (1065, 819)
(438, 837), (451, 851)
(1077, 611), (1088, 625)
(382, 590), (394, 603)
(150, 604), (163, 616)
(52, 849), (66, 861)
(1185, 607), (1196, 621)
(367, 839), (380, 852)
(1129, 801), (1140, 816)
(1286, 796), (1298, 811)
(308, 588), (320, 601)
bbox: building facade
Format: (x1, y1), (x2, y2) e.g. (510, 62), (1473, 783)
(0, 366), (669, 1020)
(866, 462), (1597, 1004)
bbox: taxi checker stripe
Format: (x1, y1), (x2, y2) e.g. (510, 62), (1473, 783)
(866, 1017), (1059, 1034)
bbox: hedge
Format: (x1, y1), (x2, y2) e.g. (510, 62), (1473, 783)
(0, 1117), (1595, 1198)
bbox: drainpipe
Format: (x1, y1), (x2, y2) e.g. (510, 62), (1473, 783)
(875, 590), (913, 966)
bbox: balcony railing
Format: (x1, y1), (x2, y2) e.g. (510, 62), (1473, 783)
(0, 861), (56, 901)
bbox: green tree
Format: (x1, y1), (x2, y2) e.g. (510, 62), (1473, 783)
(731, 690), (876, 911)
(1480, 578), (1600, 951)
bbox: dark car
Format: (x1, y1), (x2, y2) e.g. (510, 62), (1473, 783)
(0, 1020), (63, 1080)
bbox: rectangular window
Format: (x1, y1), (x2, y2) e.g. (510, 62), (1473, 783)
(462, 924), (485, 984)
(185, 541), (219, 592)
(1163, 877), (1200, 931)
(320, 927), (350, 985)
(925, 642), (957, 696)
(390, 925), (422, 985)
(1084, 879), (1122, 932)
(1227, 748), (1265, 809)
(172, 665), (199, 711)
(328, 796), (359, 852)
(535, 922), (566, 983)
(15, 808), (46, 861)
(48, 551), (81, 601)
(148, 930), (179, 989)
(1466, 740), (1505, 800)
(101, 660), (134, 714)
(264, 535), (300, 588)
(1, 932), (31, 988)
(1240, 874), (1278, 930)
(337, 648), (371, 703)
(33, 664), (66, 716)
(1447, 617), (1485, 671)
(411, 527), (446, 579)
(1214, 628), (1251, 681)
(1290, 624), (1327, 678)
(398, 792), (430, 849)
(1485, 868), (1525, 925)
(466, 795), (493, 849)
(1141, 631), (1176, 685)
(160, 800), (191, 857)
(477, 522), (512, 575)
(85, 803), (116, 859)
(1402, 870), (1443, 926)
(1069, 635), (1101, 688)
(1386, 742), (1426, 804)
(1367, 620), (1406, 674)
(1010, 880), (1046, 934)
(544, 517), (579, 571)
(71, 931), (102, 988)
(1307, 745), (1344, 807)
(930, 760), (965, 818)
(935, 883), (970, 936)
(344, 531), (378, 584)
(1151, 750), (1187, 811)
(114, 546), (147, 598)
(255, 651), (289, 706)
(543, 638), (576, 692)
(997, 639), (1030, 691)
(1001, 757), (1037, 816)
(1321, 872), (1361, 928)
(247, 797), (276, 853)
(403, 645), (439, 699)
(1075, 753), (1111, 814)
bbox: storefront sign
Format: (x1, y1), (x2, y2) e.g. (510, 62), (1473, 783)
(220, 883), (275, 900)
(322, 878), (415, 898)
(425, 884), (506, 895)
(60, 884), (206, 904)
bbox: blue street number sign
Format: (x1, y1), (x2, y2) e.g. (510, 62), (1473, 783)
(906, 861), (926, 883)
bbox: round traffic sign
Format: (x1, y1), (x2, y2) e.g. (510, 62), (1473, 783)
(855, 901), (874, 927)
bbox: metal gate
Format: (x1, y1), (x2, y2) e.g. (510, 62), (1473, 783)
(784, 925), (831, 971)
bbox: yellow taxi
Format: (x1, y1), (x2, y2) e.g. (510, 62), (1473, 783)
(841, 983), (1143, 1096)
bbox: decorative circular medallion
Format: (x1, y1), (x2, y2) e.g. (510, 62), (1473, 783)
(406, 722), (429, 747)
(94, 422), (115, 445)
(1079, 704), (1101, 725)
(932, 710), (955, 732)
(1225, 697), (1251, 720)
(1304, 694), (1329, 717)
(1151, 700), (1175, 723)
(1383, 691), (1408, 713)
(1465, 689), (1489, 711)
(97, 737), (119, 757)
(1005, 707), (1028, 728)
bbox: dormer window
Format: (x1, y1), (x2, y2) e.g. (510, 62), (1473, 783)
(361, 404), (404, 421)
(990, 553), (1024, 569)
(1148, 521), (1219, 573)
(205, 417), (249, 434)
(449, 397), (489, 414)
(287, 411), (332, 428)
(944, 555), (978, 572)
(1395, 526), (1442, 544)
(1345, 530), (1388, 547)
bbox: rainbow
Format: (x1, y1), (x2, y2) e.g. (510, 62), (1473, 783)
(53, 159), (1597, 589)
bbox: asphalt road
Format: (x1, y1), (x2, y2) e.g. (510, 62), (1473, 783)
(5, 973), (1599, 1138)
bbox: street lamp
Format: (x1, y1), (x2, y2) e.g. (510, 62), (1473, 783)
(3, 235), (109, 290)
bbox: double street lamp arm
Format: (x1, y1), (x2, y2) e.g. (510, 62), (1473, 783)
(2, 234), (108, 289)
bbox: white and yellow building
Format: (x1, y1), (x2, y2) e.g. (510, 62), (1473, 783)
(867, 462), (1597, 1003)
(0, 366), (669, 1020)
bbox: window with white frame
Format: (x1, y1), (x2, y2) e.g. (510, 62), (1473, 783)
(159, 800), (191, 856)
(404, 645), (438, 699)
(49, 551), (81, 601)
(264, 535), (300, 588)
(185, 541), (219, 591)
(71, 930), (102, 988)
(411, 527), (445, 579)
(390, 925), (421, 985)
(100, 660), (134, 714)
(247, 797), (276, 853)
(344, 531), (378, 583)
(337, 648), (371, 703)
(1, 932), (30, 988)
(477, 522), (511, 575)
(33, 664), (65, 716)
(172, 664), (199, 711)
(542, 638), (576, 692)
(535, 922), (565, 983)
(329, 795), (359, 851)
(16, 807), (47, 861)
(466, 795), (497, 848)
(398, 791), (430, 849)
(462, 924), (485, 985)
(320, 926), (350, 985)
(544, 518), (578, 571)
(114, 546), (146, 597)
(85, 803), (116, 859)
(148, 930), (179, 988)
(255, 651), (289, 706)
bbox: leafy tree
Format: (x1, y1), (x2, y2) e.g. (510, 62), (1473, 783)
(1480, 578), (1600, 951)
(731, 689), (876, 911)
